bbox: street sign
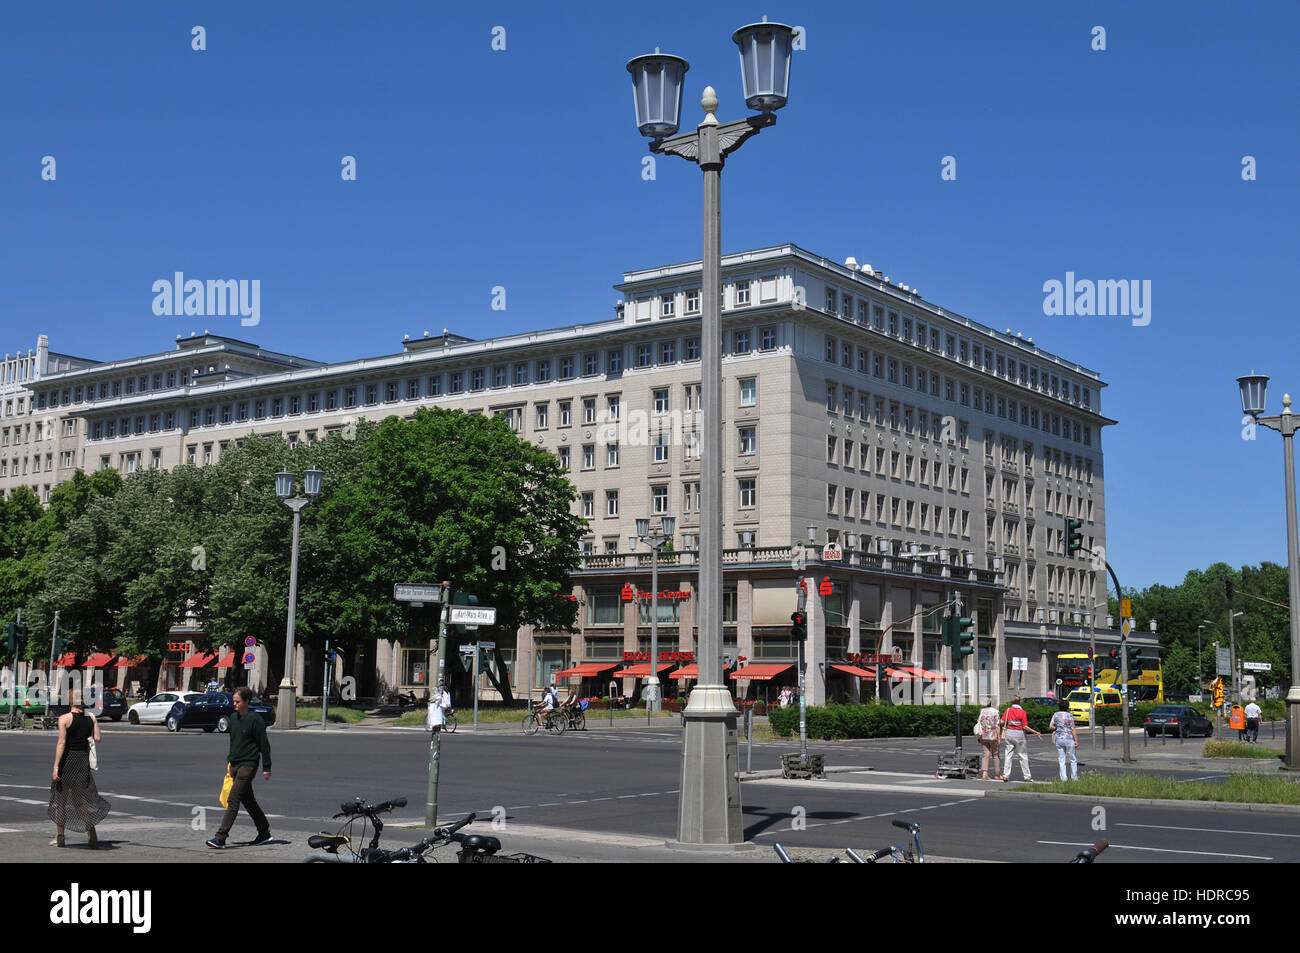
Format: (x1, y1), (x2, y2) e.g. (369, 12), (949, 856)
(821, 543), (843, 562)
(1216, 648), (1232, 677)
(394, 583), (445, 603)
(1120, 618), (1133, 637)
(242, 652), (255, 664)
(449, 606), (496, 626)
(477, 640), (496, 650)
(1012, 657), (1028, 671)
(244, 637), (256, 647)
(244, 663), (255, 671)
(1243, 661), (1272, 671)
(1120, 598), (1132, 618)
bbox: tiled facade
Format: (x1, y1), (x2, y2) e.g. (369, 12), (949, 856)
(13, 244), (1138, 704)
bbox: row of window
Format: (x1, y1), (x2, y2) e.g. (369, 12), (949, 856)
(827, 485), (971, 537)
(986, 435), (1095, 482)
(628, 276), (782, 322)
(1, 418), (77, 446)
(577, 478), (758, 520)
(821, 304), (1094, 410)
(827, 440), (971, 491)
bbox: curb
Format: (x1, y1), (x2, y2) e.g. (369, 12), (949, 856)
(983, 789), (1300, 815)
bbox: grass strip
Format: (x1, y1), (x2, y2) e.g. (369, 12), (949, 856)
(295, 706), (369, 724)
(388, 706), (683, 728)
(1014, 771), (1299, 805)
(1203, 740), (1280, 759)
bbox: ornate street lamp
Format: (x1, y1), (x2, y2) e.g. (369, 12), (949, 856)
(1237, 372), (1300, 768)
(628, 20), (794, 848)
(274, 467), (324, 729)
(630, 515), (676, 713)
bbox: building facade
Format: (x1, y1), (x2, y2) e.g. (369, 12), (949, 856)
(15, 244), (1141, 705)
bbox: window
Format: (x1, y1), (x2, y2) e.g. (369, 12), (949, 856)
(887, 311), (898, 335)
(685, 338), (700, 361)
(636, 344), (652, 368)
(734, 330), (751, 353)
(605, 490), (619, 517)
(308, 392), (320, 412)
(685, 289), (701, 314)
(559, 401), (571, 426)
(387, 381), (400, 402)
(735, 282), (751, 306)
(826, 336), (837, 362)
(513, 363), (528, 386)
(582, 445), (595, 469)
(760, 327), (776, 350)
(826, 288), (838, 312)
(739, 379), (756, 406)
(827, 484), (837, 513)
(652, 484), (668, 514)
(739, 478), (756, 507)
(469, 370), (484, 392)
(606, 441), (620, 467)
(344, 387), (357, 408)
(654, 431), (669, 463)
(826, 383), (838, 412)
(684, 481), (700, 512)
(827, 435), (838, 463)
(583, 398), (597, 424)
(584, 353), (600, 376)
(607, 395), (620, 422)
(661, 293), (675, 317)
(661, 340), (676, 363)
(739, 427), (756, 454)
(559, 357), (574, 379)
(653, 389), (669, 414)
(557, 446), (569, 470)
(581, 492), (594, 518)
(536, 360), (551, 382)
(326, 389), (339, 409)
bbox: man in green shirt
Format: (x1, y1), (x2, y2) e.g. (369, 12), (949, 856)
(206, 687), (273, 849)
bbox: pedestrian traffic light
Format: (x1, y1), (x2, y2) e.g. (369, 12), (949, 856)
(52, 633), (67, 657)
(790, 611), (807, 642)
(1225, 579), (1233, 600)
(945, 613), (975, 659)
(1064, 518), (1083, 556)
(1126, 643), (1142, 676)
(3, 622), (15, 656)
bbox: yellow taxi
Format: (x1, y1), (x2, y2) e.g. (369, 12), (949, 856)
(1066, 687), (1124, 725)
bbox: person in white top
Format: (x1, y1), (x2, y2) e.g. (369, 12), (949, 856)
(1244, 700), (1262, 743)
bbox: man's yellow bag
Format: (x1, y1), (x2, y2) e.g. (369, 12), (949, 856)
(219, 764), (234, 808)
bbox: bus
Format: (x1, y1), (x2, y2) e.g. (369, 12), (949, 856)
(1095, 662), (1164, 703)
(1055, 654), (1095, 695)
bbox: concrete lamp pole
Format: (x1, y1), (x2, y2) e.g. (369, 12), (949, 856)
(628, 19), (794, 849)
(631, 516), (676, 715)
(274, 467), (324, 730)
(1237, 374), (1300, 769)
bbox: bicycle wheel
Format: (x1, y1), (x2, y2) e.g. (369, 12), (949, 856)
(551, 711), (568, 735)
(522, 713), (539, 735)
(571, 711), (585, 731)
(444, 711), (457, 733)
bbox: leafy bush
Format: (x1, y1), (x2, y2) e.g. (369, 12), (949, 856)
(769, 702), (981, 740)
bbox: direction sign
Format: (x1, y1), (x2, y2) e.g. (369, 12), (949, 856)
(394, 584), (445, 603)
(1243, 661), (1272, 672)
(449, 606), (497, 626)
(477, 641), (496, 650)
(1216, 648), (1232, 676)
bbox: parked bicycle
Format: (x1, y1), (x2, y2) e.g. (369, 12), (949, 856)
(303, 795), (411, 863)
(1069, 839), (1109, 863)
(522, 702), (567, 735)
(773, 820), (925, 864)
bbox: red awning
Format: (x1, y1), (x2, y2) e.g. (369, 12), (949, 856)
(729, 664), (793, 681)
(671, 665), (698, 679)
(610, 663), (675, 678)
(179, 652), (215, 669)
(897, 666), (949, 681)
(53, 653), (76, 668)
(115, 655), (148, 668)
(554, 662), (618, 678)
(830, 664), (876, 679)
(214, 652), (236, 669)
(83, 653), (115, 668)
(885, 667), (917, 681)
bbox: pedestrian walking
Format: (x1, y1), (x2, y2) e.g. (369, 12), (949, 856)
(1244, 699), (1262, 744)
(999, 695), (1042, 782)
(975, 696), (1001, 781)
(48, 690), (110, 848)
(1049, 699), (1079, 781)
(206, 686), (272, 849)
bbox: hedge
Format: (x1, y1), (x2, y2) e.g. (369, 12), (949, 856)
(768, 701), (1073, 740)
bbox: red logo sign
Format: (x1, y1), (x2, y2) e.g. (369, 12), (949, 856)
(621, 583), (636, 602)
(621, 651), (695, 663)
(819, 576), (833, 596)
(620, 585), (691, 602)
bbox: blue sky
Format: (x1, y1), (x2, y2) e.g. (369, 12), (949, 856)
(2, 1), (1297, 591)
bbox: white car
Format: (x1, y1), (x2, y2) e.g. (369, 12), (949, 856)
(128, 691), (202, 725)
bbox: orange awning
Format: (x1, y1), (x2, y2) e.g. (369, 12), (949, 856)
(115, 655), (148, 668)
(830, 664), (876, 679)
(729, 664), (793, 681)
(214, 652), (236, 669)
(885, 667), (917, 681)
(83, 653), (114, 668)
(554, 662), (619, 678)
(53, 653), (76, 668)
(610, 663), (675, 678)
(179, 652), (215, 669)
(898, 666), (949, 681)
(671, 665), (698, 679)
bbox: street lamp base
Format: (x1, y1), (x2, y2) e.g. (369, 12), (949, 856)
(677, 686), (743, 846)
(1287, 696), (1300, 770)
(276, 686), (298, 731)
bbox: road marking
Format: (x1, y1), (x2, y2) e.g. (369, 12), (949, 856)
(1117, 823), (1300, 839)
(537, 802), (561, 807)
(1037, 840), (1271, 860)
(616, 795), (637, 799)
(1179, 775), (1229, 782)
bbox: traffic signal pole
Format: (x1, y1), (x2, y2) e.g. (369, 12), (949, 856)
(425, 581), (451, 827)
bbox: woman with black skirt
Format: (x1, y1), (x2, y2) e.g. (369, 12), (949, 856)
(48, 690), (110, 848)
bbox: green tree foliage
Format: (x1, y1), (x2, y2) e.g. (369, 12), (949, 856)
(1161, 641), (1197, 694)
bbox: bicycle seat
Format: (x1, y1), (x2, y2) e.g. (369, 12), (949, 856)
(454, 833), (501, 853)
(308, 834), (350, 850)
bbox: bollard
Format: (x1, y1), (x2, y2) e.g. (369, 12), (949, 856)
(1101, 724), (1107, 749)
(1143, 727), (1147, 748)
(1161, 727), (1165, 746)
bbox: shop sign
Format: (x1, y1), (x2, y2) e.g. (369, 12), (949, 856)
(167, 642), (188, 653)
(621, 583), (691, 602)
(846, 653), (895, 665)
(622, 651), (695, 663)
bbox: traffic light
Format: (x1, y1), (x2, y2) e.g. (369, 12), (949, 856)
(1126, 643), (1142, 676)
(1225, 579), (1233, 600)
(449, 592), (479, 636)
(1108, 648), (1119, 666)
(1064, 518), (1083, 556)
(4, 621), (27, 657)
(945, 613), (975, 659)
(790, 611), (807, 642)
(52, 633), (68, 657)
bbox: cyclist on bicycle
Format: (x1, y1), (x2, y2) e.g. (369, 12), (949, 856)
(536, 684), (559, 729)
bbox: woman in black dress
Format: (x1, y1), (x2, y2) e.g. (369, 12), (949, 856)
(48, 691), (110, 848)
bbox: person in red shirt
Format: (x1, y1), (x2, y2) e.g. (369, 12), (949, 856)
(999, 696), (1042, 782)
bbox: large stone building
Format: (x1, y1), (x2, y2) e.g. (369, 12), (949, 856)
(11, 244), (1140, 705)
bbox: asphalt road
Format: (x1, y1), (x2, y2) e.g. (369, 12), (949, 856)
(2, 722), (1297, 863)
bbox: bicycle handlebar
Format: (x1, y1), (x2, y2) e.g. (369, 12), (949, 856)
(336, 796), (408, 818)
(1071, 839), (1109, 863)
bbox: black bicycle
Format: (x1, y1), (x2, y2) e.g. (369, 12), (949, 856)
(774, 820), (926, 864)
(303, 796), (413, 863)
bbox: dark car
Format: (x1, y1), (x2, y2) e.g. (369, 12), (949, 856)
(165, 692), (276, 733)
(1021, 697), (1058, 708)
(1144, 705), (1213, 738)
(88, 687), (128, 722)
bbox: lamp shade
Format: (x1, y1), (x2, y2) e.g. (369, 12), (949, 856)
(1237, 373), (1268, 416)
(741, 530), (754, 547)
(303, 467), (324, 497)
(661, 515), (676, 537)
(628, 536), (638, 551)
(275, 470), (293, 499)
(732, 20), (794, 112)
(627, 51), (690, 139)
(1036, 608), (1045, 623)
(845, 532), (857, 549)
(635, 517), (650, 538)
(877, 537), (889, 554)
(964, 551), (975, 567)
(908, 542), (919, 556)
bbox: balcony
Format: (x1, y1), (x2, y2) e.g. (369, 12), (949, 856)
(1003, 542), (1020, 556)
(1002, 501), (1019, 515)
(1001, 459), (1019, 475)
(985, 454), (995, 468)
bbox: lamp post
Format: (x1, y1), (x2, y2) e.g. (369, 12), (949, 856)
(630, 515), (676, 714)
(274, 467), (324, 730)
(629, 19), (794, 847)
(1237, 373), (1300, 768)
